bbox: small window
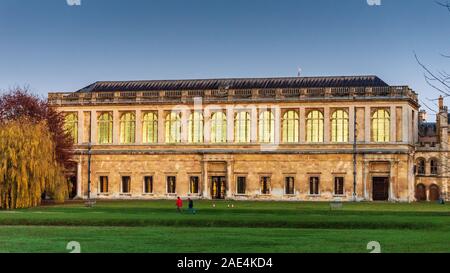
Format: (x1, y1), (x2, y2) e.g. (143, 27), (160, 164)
(285, 177), (295, 195)
(190, 176), (199, 194)
(167, 176), (176, 194)
(144, 176), (153, 193)
(334, 177), (344, 195)
(99, 176), (109, 193)
(430, 159), (439, 175)
(237, 177), (246, 194)
(417, 159), (425, 175)
(122, 176), (131, 193)
(309, 177), (319, 195)
(260, 176), (271, 194)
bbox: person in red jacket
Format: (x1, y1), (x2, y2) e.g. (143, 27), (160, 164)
(176, 197), (183, 212)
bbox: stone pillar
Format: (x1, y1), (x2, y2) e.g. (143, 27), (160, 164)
(274, 106), (281, 145)
(251, 107), (258, 143)
(90, 110), (97, 145)
(226, 160), (233, 198)
(390, 106), (396, 143)
(299, 107), (305, 143)
(365, 106), (371, 143)
(204, 108), (211, 143)
(77, 110), (84, 145)
(402, 106), (409, 143)
(413, 110), (418, 144)
(363, 160), (370, 200)
(324, 107), (330, 143)
(76, 160), (82, 198)
(227, 106), (234, 143)
(389, 160), (397, 201)
(158, 109), (165, 143)
(113, 110), (120, 144)
(202, 160), (209, 199)
(181, 110), (189, 143)
(135, 110), (142, 144)
(349, 107), (355, 143)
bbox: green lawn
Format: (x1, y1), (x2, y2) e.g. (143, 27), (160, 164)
(0, 200), (449, 253)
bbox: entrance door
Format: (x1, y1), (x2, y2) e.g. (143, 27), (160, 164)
(372, 177), (389, 201)
(68, 176), (77, 199)
(211, 176), (226, 199)
(429, 184), (440, 201)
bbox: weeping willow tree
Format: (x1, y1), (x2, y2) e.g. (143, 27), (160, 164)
(0, 118), (67, 209)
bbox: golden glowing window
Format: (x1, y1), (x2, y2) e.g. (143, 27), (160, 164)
(119, 112), (136, 144)
(331, 110), (349, 143)
(306, 110), (324, 143)
(188, 112), (204, 143)
(97, 112), (113, 144)
(371, 109), (390, 142)
(211, 112), (227, 143)
(234, 111), (251, 143)
(142, 112), (158, 143)
(258, 110), (275, 143)
(282, 110), (299, 143)
(165, 112), (181, 143)
(64, 113), (78, 143)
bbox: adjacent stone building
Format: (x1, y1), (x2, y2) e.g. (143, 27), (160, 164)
(48, 75), (449, 202)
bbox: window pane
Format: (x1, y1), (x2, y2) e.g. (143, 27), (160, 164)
(142, 112), (158, 143)
(307, 110), (324, 143)
(282, 110), (299, 143)
(98, 113), (113, 144)
(211, 112), (227, 143)
(188, 112), (204, 143)
(165, 112), (181, 143)
(235, 112), (250, 143)
(64, 113), (78, 143)
(372, 109), (390, 142)
(258, 110), (275, 143)
(120, 112), (136, 144)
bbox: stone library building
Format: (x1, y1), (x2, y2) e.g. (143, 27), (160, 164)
(48, 76), (449, 202)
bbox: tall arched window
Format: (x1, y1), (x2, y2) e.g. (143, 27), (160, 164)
(416, 158), (425, 175)
(142, 112), (158, 143)
(97, 112), (113, 144)
(120, 112), (136, 144)
(430, 158), (439, 175)
(234, 111), (251, 143)
(372, 109), (390, 142)
(64, 113), (78, 143)
(211, 112), (227, 143)
(258, 110), (275, 143)
(165, 112), (181, 143)
(331, 110), (349, 143)
(306, 110), (324, 143)
(188, 112), (204, 143)
(282, 110), (299, 143)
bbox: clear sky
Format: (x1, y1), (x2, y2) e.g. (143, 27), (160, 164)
(0, 0), (449, 113)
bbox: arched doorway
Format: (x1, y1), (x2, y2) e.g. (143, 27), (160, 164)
(415, 184), (427, 201)
(429, 184), (440, 201)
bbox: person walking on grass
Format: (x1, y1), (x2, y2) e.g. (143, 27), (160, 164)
(188, 198), (196, 214)
(176, 196), (183, 213)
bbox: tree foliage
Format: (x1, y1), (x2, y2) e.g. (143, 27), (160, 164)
(0, 88), (74, 169)
(0, 118), (67, 209)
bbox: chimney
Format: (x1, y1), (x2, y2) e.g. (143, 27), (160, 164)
(418, 110), (427, 123)
(439, 95), (444, 110)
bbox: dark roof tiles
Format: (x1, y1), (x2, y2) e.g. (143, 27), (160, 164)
(77, 76), (389, 92)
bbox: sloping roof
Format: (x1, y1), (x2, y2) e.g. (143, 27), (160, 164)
(76, 76), (389, 92)
(418, 122), (437, 137)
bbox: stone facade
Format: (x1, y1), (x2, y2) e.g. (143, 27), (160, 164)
(48, 76), (449, 202)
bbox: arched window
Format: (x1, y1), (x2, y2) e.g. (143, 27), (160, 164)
(258, 110), (275, 143)
(165, 112), (181, 143)
(234, 111), (251, 143)
(430, 158), (439, 175)
(64, 113), (78, 143)
(306, 110), (324, 143)
(97, 112), (113, 144)
(331, 110), (349, 143)
(282, 110), (299, 143)
(120, 112), (136, 144)
(372, 109), (390, 142)
(142, 112), (158, 143)
(211, 112), (227, 143)
(188, 111), (204, 143)
(416, 158), (425, 175)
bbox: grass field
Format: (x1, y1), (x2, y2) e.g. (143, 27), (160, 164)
(0, 200), (449, 253)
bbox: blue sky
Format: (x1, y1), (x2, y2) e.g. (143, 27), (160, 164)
(0, 0), (449, 112)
